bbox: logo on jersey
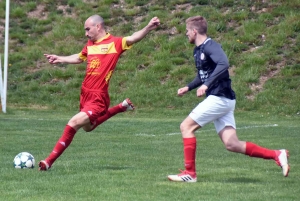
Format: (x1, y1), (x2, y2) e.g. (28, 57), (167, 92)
(101, 45), (108, 53)
(87, 57), (101, 75)
(200, 53), (205, 60)
(90, 57), (101, 69)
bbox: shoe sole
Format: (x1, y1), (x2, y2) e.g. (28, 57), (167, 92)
(167, 176), (197, 182)
(282, 150), (290, 177)
(284, 165), (290, 177)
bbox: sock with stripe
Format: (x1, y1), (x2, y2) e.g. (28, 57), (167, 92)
(46, 125), (77, 166)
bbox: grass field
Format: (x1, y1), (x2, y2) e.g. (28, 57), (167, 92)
(1, 1), (300, 200)
(1, 109), (299, 201)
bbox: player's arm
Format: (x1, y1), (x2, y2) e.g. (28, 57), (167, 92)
(203, 44), (229, 87)
(126, 17), (160, 46)
(187, 75), (202, 91)
(44, 53), (83, 64)
(178, 75), (202, 97)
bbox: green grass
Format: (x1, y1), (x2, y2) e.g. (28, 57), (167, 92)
(0, 110), (299, 201)
(1, 1), (300, 199)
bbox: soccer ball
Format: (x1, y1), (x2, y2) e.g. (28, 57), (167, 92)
(13, 152), (35, 169)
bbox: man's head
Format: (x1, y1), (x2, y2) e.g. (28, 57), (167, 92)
(185, 16), (207, 44)
(84, 15), (105, 41)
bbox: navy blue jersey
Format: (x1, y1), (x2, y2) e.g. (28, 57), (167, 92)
(187, 38), (236, 100)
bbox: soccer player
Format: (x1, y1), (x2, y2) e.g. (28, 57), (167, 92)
(167, 16), (289, 182)
(39, 15), (160, 171)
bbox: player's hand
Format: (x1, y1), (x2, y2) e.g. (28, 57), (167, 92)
(44, 54), (61, 64)
(178, 86), (189, 96)
(196, 85), (208, 97)
(147, 17), (160, 30)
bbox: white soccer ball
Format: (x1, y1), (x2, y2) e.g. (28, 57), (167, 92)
(13, 152), (35, 169)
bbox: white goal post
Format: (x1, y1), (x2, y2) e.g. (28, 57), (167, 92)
(1, 0), (10, 113)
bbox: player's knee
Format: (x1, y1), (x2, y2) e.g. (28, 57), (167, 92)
(180, 122), (188, 135)
(224, 141), (240, 152)
(180, 122), (194, 138)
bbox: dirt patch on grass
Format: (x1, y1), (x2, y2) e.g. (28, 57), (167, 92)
(174, 3), (193, 12)
(246, 60), (286, 100)
(27, 5), (48, 19)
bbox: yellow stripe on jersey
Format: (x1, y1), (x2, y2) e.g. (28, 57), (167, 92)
(87, 42), (117, 55)
(122, 37), (132, 50)
(78, 52), (87, 61)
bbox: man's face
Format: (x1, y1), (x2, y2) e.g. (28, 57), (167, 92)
(185, 25), (196, 44)
(84, 19), (99, 41)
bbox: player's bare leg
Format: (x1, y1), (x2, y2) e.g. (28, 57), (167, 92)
(219, 126), (290, 177)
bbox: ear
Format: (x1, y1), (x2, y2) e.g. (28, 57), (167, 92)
(96, 23), (101, 30)
(192, 28), (197, 35)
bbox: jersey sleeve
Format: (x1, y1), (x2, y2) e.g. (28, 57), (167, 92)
(79, 44), (88, 61)
(203, 41), (229, 87)
(122, 37), (133, 50)
(188, 75), (203, 91)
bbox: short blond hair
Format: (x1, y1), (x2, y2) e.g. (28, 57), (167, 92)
(186, 16), (207, 35)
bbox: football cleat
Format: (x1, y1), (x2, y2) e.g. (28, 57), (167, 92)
(275, 149), (290, 177)
(168, 170), (197, 182)
(38, 160), (50, 171)
(120, 98), (135, 111)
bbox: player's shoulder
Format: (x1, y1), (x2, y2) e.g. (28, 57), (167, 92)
(106, 33), (124, 40)
(204, 39), (222, 51)
(205, 38), (220, 46)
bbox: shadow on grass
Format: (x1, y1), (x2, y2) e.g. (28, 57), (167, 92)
(96, 165), (133, 170)
(222, 177), (262, 183)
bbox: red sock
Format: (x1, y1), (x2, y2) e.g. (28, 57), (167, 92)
(91, 104), (125, 131)
(46, 125), (77, 166)
(245, 142), (276, 160)
(183, 137), (197, 173)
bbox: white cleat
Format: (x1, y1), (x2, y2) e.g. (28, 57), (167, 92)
(275, 149), (290, 177)
(168, 170), (197, 182)
(121, 98), (135, 111)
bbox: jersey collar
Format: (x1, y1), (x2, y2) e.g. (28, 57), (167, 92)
(94, 33), (110, 43)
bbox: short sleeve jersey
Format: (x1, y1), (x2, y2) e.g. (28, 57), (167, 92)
(78, 33), (132, 91)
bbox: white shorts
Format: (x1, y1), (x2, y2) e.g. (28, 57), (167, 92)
(189, 95), (236, 133)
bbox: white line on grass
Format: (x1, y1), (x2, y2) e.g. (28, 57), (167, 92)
(135, 124), (278, 137)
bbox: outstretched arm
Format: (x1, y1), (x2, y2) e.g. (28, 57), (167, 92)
(126, 17), (160, 46)
(44, 54), (83, 64)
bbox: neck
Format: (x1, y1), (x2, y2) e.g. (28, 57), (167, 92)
(95, 30), (107, 41)
(195, 35), (208, 46)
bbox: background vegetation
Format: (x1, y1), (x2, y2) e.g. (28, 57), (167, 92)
(0, 0), (299, 116)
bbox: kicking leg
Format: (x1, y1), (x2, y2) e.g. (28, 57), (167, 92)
(218, 126), (289, 177)
(89, 98), (134, 131)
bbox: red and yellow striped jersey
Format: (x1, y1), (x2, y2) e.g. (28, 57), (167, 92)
(79, 33), (132, 91)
